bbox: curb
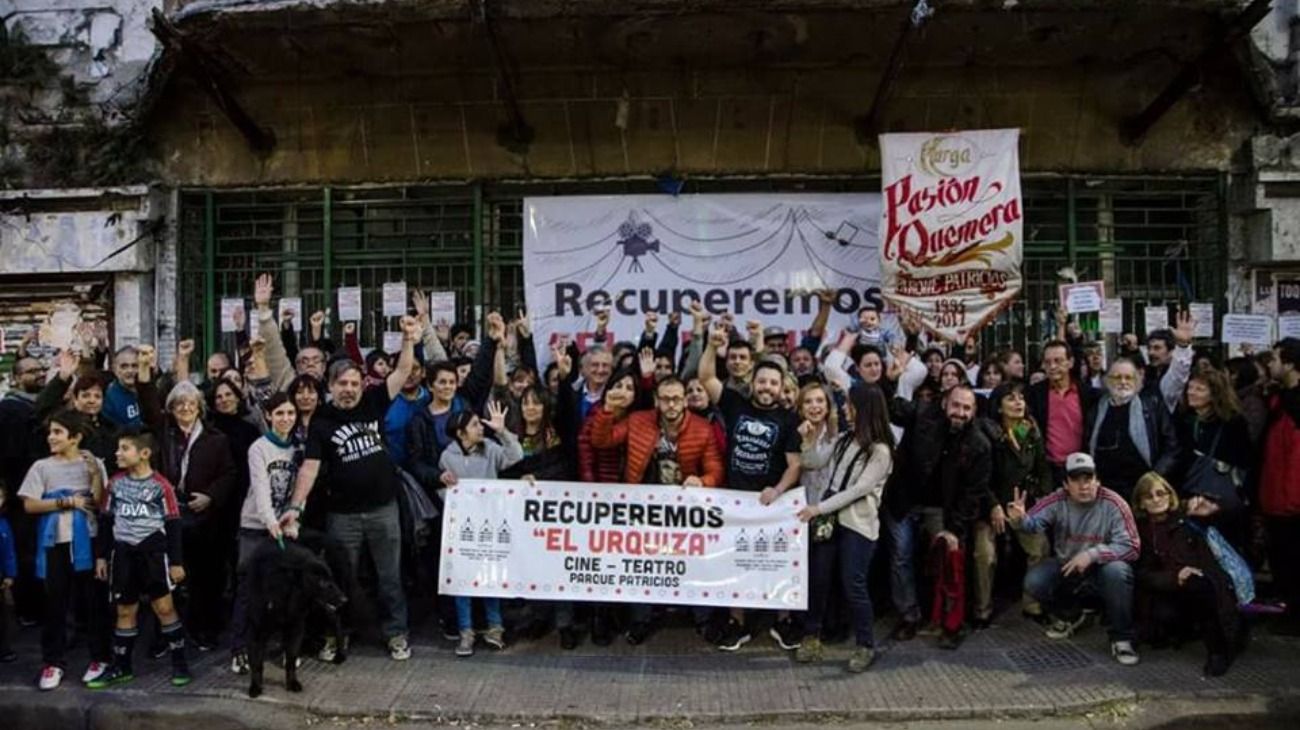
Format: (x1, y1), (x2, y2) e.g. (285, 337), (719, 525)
(4, 687), (1298, 729)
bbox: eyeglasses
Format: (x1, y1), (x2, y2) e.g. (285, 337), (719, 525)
(1107, 374), (1137, 383)
(1142, 489), (1170, 500)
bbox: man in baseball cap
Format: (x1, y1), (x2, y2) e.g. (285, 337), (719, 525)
(1006, 452), (1142, 666)
(762, 326), (790, 357)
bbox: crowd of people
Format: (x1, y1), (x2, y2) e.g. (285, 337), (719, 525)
(0, 274), (1297, 690)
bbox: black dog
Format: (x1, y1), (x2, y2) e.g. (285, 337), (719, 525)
(247, 540), (348, 698)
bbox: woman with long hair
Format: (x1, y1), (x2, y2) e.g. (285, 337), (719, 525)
(793, 384), (895, 673)
(500, 385), (571, 482)
(974, 381), (1052, 627)
(1179, 368), (1252, 475)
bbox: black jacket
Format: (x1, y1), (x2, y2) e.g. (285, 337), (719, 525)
(1082, 390), (1183, 480)
(887, 398), (993, 539)
(404, 339), (499, 492)
(138, 380), (237, 529)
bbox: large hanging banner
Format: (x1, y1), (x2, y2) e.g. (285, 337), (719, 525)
(439, 479), (808, 611)
(523, 194), (882, 354)
(879, 129), (1024, 342)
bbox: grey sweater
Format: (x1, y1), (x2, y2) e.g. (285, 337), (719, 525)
(438, 430), (524, 480)
(1015, 486), (1140, 564)
(801, 438), (893, 541)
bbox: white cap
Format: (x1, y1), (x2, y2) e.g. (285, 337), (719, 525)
(1065, 452), (1096, 476)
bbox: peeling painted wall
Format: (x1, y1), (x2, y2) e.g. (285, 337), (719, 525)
(0, 188), (161, 274)
(5, 0), (161, 120)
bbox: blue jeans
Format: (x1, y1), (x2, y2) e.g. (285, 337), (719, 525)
(1024, 557), (1135, 641)
(327, 500), (408, 639)
(884, 507), (945, 623)
(455, 597), (502, 631)
(805, 527), (878, 647)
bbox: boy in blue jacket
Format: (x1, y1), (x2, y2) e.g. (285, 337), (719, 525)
(0, 486), (18, 662)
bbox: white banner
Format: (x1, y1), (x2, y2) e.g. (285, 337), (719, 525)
(440, 479), (808, 611)
(879, 129), (1024, 342)
(523, 194), (883, 356)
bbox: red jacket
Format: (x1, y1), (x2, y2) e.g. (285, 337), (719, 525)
(589, 409), (724, 486)
(1260, 392), (1300, 517)
(578, 414), (624, 484)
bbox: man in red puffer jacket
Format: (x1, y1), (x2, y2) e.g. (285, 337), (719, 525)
(1260, 338), (1300, 635)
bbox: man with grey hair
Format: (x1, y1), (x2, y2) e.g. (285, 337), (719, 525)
(1082, 357), (1181, 503)
(280, 313), (422, 661)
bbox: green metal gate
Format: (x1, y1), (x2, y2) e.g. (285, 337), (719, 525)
(178, 176), (1226, 359)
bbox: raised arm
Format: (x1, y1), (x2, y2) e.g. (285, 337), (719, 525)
(253, 274), (294, 392)
(698, 321), (727, 405)
(385, 315), (421, 401)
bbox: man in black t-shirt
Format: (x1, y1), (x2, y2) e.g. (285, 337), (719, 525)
(700, 321), (801, 651)
(282, 314), (421, 662)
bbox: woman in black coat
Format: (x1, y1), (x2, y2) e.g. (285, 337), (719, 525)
(137, 354), (236, 650)
(1134, 473), (1243, 677)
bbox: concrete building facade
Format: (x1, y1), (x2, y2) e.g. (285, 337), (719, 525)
(3, 0), (1300, 369)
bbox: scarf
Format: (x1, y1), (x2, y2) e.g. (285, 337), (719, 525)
(35, 488), (94, 579)
(1089, 393), (1151, 466)
(265, 430), (295, 449)
(175, 419), (204, 492)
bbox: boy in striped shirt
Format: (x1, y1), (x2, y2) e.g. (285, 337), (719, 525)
(89, 430), (190, 688)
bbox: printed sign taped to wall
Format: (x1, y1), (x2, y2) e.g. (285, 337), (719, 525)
(440, 479), (807, 611)
(523, 194), (884, 360)
(878, 128), (1024, 342)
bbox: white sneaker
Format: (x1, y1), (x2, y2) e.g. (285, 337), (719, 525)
(1111, 640), (1140, 666)
(455, 629), (476, 658)
(81, 661), (108, 684)
(230, 652), (249, 675)
(318, 636), (338, 662)
(388, 634), (411, 661)
(38, 665), (64, 691)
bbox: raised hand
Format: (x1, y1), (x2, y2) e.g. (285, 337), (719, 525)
(56, 348), (79, 380)
(1173, 308), (1195, 347)
(401, 315), (421, 341)
(593, 307), (610, 332)
(178, 339), (195, 359)
(644, 311), (659, 335)
(231, 304), (246, 333)
(411, 289), (429, 321)
(485, 400), (509, 432)
(637, 347), (655, 375)
(668, 310), (682, 327)
(486, 311), (507, 342)
(552, 343), (572, 379)
(1006, 487), (1027, 522)
(708, 321), (729, 350)
(515, 309), (532, 339)
(254, 273), (274, 310)
(310, 311), (326, 329)
(817, 288), (837, 305)
(343, 321), (357, 336)
(280, 307), (295, 329)
(136, 344), (157, 372)
(689, 299), (710, 333)
(746, 319), (763, 339)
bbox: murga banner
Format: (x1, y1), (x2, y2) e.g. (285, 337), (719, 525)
(523, 194), (882, 354)
(439, 479), (808, 611)
(878, 129), (1024, 342)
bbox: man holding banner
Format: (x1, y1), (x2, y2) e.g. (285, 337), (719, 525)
(699, 320), (802, 651)
(590, 375), (725, 644)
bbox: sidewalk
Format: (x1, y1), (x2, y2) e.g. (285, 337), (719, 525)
(2, 612), (1298, 725)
